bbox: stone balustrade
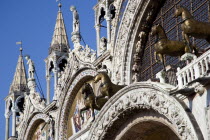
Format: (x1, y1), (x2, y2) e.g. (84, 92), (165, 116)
(176, 49), (210, 89)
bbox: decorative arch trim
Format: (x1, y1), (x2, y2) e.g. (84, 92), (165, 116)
(88, 82), (203, 140)
(23, 113), (50, 140)
(112, 0), (147, 84)
(57, 68), (97, 140)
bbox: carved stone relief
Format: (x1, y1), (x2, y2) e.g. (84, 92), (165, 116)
(88, 82), (202, 140)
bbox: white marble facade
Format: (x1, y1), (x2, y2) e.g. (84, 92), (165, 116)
(5, 0), (210, 140)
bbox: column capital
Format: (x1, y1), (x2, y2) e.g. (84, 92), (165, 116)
(4, 112), (10, 119)
(105, 14), (112, 21)
(53, 69), (58, 73)
(94, 24), (101, 30)
(46, 75), (51, 80)
(11, 106), (18, 112)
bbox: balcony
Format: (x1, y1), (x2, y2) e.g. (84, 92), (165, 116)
(176, 49), (210, 89)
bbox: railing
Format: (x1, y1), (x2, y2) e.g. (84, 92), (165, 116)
(176, 49), (210, 89)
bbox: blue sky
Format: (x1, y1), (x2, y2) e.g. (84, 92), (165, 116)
(0, 0), (97, 137)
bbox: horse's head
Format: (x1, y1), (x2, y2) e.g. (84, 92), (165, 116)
(82, 83), (89, 94)
(151, 24), (162, 36)
(81, 83), (93, 99)
(94, 73), (102, 83)
(174, 6), (184, 18)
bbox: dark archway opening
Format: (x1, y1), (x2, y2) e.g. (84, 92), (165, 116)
(59, 59), (67, 72)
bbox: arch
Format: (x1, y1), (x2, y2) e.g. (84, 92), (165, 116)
(23, 113), (50, 140)
(57, 68), (97, 139)
(112, 0), (210, 85)
(15, 95), (25, 116)
(112, 0), (152, 84)
(115, 111), (180, 140)
(58, 59), (67, 71)
(88, 82), (203, 140)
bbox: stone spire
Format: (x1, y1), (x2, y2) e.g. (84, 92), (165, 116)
(9, 48), (28, 94)
(49, 3), (70, 54)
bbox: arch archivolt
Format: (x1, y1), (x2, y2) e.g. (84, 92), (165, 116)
(88, 82), (202, 140)
(115, 111), (180, 140)
(112, 0), (164, 85)
(112, 0), (149, 84)
(57, 68), (97, 140)
(23, 113), (50, 140)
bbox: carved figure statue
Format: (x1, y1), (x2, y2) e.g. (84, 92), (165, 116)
(70, 6), (80, 33)
(174, 6), (210, 44)
(100, 37), (107, 54)
(94, 72), (125, 100)
(48, 115), (55, 139)
(25, 55), (35, 79)
(85, 45), (91, 57)
(151, 24), (197, 68)
(91, 51), (96, 62)
(79, 83), (106, 122)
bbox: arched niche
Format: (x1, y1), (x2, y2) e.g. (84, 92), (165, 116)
(115, 110), (180, 140)
(67, 78), (99, 138)
(57, 68), (97, 139)
(24, 114), (50, 140)
(88, 82), (203, 140)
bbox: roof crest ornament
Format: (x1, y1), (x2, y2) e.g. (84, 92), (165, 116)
(56, 0), (62, 11)
(16, 41), (23, 56)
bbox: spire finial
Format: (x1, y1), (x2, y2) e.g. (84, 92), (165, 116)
(57, 0), (62, 11)
(16, 41), (23, 55)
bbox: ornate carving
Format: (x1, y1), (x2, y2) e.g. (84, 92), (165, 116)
(88, 83), (200, 140)
(100, 37), (107, 54)
(132, 31), (146, 82)
(113, 0), (141, 83)
(48, 115), (55, 140)
(24, 114), (50, 140)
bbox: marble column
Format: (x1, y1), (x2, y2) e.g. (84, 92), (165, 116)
(95, 24), (101, 56)
(46, 75), (50, 105)
(53, 68), (58, 92)
(11, 106), (16, 137)
(105, 0), (111, 50)
(106, 16), (111, 50)
(5, 113), (9, 140)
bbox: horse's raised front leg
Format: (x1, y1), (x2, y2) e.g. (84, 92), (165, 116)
(154, 52), (160, 63)
(80, 107), (89, 124)
(182, 31), (191, 52)
(159, 54), (166, 71)
(90, 105), (95, 122)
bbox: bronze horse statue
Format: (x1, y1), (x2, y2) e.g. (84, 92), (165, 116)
(151, 24), (197, 68)
(174, 6), (210, 44)
(79, 83), (107, 123)
(79, 73), (124, 122)
(93, 72), (125, 99)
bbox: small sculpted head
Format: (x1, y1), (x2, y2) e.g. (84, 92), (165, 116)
(151, 24), (161, 36)
(70, 6), (76, 12)
(174, 6), (183, 18)
(25, 55), (30, 60)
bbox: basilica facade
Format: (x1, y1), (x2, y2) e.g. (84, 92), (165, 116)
(4, 0), (210, 140)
